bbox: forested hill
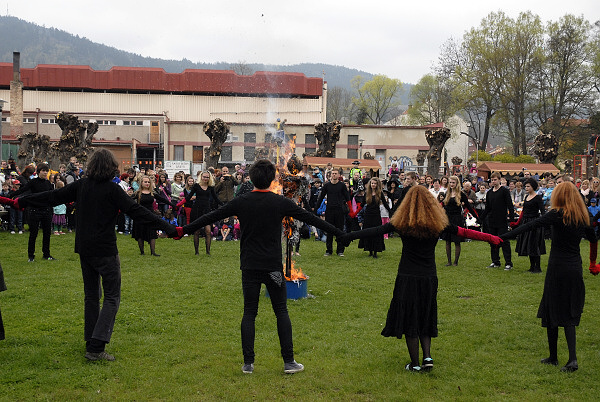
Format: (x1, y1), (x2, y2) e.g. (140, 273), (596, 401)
(0, 15), (411, 101)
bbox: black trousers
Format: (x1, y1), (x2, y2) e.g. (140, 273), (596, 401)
(27, 208), (53, 259)
(241, 270), (293, 364)
(80, 255), (121, 347)
(487, 225), (512, 265)
(325, 209), (345, 254)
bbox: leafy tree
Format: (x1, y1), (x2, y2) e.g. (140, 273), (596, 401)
(351, 75), (403, 124)
(533, 15), (596, 153)
(406, 74), (456, 125)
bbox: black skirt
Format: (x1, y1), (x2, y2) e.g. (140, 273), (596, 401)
(515, 216), (546, 256)
(381, 274), (438, 338)
(131, 220), (158, 242)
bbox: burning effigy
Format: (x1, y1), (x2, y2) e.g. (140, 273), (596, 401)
(267, 143), (310, 299)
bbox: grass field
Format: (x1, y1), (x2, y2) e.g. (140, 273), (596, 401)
(1, 230), (599, 400)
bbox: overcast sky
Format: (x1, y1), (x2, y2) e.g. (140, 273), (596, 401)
(4, 0), (599, 84)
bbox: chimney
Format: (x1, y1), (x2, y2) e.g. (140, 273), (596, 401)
(10, 51), (24, 139)
(13, 52), (20, 82)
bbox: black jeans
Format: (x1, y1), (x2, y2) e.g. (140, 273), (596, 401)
(80, 255), (121, 348)
(487, 225), (512, 265)
(27, 208), (52, 259)
(325, 209), (345, 254)
(241, 270), (294, 364)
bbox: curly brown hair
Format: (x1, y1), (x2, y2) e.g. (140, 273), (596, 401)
(390, 185), (449, 239)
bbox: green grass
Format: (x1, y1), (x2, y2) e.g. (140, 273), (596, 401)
(1, 231), (600, 400)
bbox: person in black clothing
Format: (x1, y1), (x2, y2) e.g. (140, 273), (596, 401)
(0, 263), (6, 340)
(11, 148), (177, 361)
(11, 163), (54, 262)
(315, 168), (352, 256)
(131, 175), (175, 256)
(511, 178), (546, 273)
(357, 177), (390, 258)
(392, 171), (417, 214)
(481, 172), (515, 270)
(174, 159), (344, 374)
(183, 171), (223, 255)
(501, 183), (596, 372)
(340, 186), (502, 372)
(441, 176), (478, 266)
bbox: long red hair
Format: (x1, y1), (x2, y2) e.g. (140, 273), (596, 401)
(390, 185), (448, 238)
(551, 182), (589, 226)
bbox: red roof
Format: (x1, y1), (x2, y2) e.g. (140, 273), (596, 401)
(477, 162), (559, 175)
(0, 64), (323, 97)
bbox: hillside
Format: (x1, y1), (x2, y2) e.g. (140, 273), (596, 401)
(0, 15), (412, 102)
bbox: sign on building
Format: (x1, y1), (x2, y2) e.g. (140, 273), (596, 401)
(164, 160), (191, 178)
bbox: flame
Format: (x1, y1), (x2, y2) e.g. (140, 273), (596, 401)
(285, 259), (307, 282)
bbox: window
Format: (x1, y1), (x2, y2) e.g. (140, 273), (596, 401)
(173, 145), (185, 161)
(305, 134), (316, 152)
(221, 146), (232, 162)
(82, 120), (89, 124)
(1, 117), (7, 122)
(123, 120), (144, 126)
(23, 117), (36, 123)
(347, 135), (359, 159)
(41, 118), (56, 124)
(192, 146), (203, 163)
(244, 133), (256, 161)
(97, 120), (116, 125)
(264, 132), (272, 143)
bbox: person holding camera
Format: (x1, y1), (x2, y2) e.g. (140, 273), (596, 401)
(215, 166), (239, 204)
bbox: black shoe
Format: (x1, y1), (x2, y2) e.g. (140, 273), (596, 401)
(444, 262), (452, 266)
(151, 253), (160, 257)
(540, 357), (559, 366)
(44, 256), (55, 261)
(404, 362), (421, 372)
(28, 257), (35, 262)
(422, 357), (433, 372)
(85, 351), (115, 361)
(560, 360), (578, 372)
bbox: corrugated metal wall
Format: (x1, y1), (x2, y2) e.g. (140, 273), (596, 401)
(21, 91), (324, 124)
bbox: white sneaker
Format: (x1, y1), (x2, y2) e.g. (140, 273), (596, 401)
(284, 360), (304, 374)
(18, 231), (23, 234)
(10, 231), (15, 234)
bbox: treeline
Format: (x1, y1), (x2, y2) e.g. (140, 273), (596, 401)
(407, 12), (600, 159)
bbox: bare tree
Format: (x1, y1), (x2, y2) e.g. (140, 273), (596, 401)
(230, 60), (254, 76)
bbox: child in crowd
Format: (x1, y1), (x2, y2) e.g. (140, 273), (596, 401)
(220, 217), (232, 241)
(52, 181), (67, 235)
(7, 180), (23, 234)
(588, 198), (600, 235)
(233, 218), (241, 240)
(124, 187), (134, 234)
(162, 208), (178, 225)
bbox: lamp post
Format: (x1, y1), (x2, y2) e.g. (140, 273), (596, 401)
(359, 138), (364, 159)
(0, 99), (6, 161)
(460, 124), (479, 169)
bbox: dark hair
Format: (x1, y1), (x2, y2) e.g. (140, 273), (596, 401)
(249, 159), (276, 189)
(36, 163), (50, 174)
(22, 165), (35, 177)
(524, 177), (538, 191)
(86, 148), (120, 181)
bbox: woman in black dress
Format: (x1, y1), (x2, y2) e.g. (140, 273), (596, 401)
(342, 186), (502, 372)
(441, 175), (478, 266)
(186, 171), (222, 255)
(512, 178), (546, 273)
(132, 175), (173, 256)
(358, 177), (390, 258)
(501, 182), (596, 372)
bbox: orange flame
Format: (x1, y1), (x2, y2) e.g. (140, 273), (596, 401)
(285, 259), (307, 281)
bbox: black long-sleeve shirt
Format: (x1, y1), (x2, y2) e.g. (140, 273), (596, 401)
(481, 186), (515, 227)
(17, 178), (177, 257)
(183, 190), (343, 271)
(315, 181), (350, 213)
(11, 177), (53, 198)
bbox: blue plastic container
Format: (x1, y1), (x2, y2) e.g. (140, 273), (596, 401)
(265, 278), (308, 300)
